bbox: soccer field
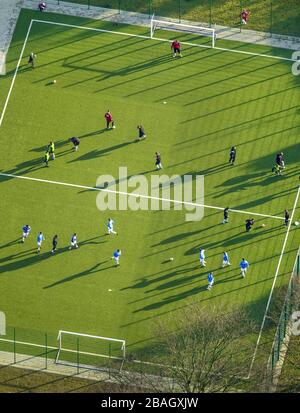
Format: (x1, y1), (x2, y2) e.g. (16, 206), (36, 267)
(0, 9), (299, 367)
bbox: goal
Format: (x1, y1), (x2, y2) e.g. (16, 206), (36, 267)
(150, 16), (216, 48)
(56, 330), (126, 370)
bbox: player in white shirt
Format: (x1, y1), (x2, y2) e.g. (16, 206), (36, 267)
(107, 218), (117, 235)
(69, 233), (78, 249)
(199, 248), (206, 267)
(222, 251), (231, 267)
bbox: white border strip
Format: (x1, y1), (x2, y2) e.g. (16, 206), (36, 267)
(248, 186), (300, 378)
(0, 20), (33, 127)
(31, 19), (298, 62)
(0, 172), (285, 221)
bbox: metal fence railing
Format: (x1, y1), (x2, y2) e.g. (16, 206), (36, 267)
(37, 0), (300, 38)
(267, 247), (300, 382)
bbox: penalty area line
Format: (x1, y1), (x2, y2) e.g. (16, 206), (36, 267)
(0, 172), (285, 221)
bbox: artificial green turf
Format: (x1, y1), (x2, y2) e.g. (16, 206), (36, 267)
(0, 9), (299, 365)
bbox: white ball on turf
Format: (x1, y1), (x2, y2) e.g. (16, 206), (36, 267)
(295, 221), (299, 226)
(170, 257), (174, 261)
(163, 101), (167, 104)
(53, 80), (56, 84)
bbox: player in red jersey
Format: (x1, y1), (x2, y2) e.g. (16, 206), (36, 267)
(104, 110), (115, 129)
(171, 40), (182, 58)
(241, 10), (251, 25)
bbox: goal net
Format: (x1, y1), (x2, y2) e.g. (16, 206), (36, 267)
(150, 16), (216, 48)
(56, 330), (126, 371)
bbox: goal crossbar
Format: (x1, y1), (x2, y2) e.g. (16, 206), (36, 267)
(150, 16), (216, 48)
(56, 330), (126, 365)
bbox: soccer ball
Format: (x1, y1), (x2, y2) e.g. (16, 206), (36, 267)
(261, 223), (266, 227)
(169, 257), (174, 261)
(163, 101), (167, 104)
(53, 80), (56, 84)
(295, 221), (299, 226)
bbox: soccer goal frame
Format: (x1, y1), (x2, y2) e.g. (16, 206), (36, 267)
(55, 330), (126, 370)
(150, 15), (216, 48)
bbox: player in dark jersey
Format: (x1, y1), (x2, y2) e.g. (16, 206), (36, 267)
(70, 136), (80, 151)
(155, 152), (162, 170)
(229, 146), (236, 165)
(171, 40), (182, 58)
(28, 52), (36, 68)
(136, 125), (146, 141)
(245, 218), (254, 232)
(223, 207), (229, 224)
(52, 235), (58, 254)
(284, 210), (289, 227)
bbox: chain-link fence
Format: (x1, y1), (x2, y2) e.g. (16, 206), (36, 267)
(39, 0), (300, 37)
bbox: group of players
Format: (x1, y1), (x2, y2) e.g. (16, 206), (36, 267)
(21, 219), (122, 266)
(26, 35), (292, 292)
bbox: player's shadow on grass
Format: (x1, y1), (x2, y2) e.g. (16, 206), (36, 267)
(43, 261), (110, 289)
(29, 139), (67, 153)
(0, 251), (50, 274)
(78, 128), (108, 138)
(184, 224), (283, 256)
(0, 248), (37, 264)
(0, 238), (20, 250)
(67, 141), (135, 163)
(4, 159), (45, 177)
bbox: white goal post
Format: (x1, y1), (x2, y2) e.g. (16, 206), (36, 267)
(56, 330), (126, 367)
(150, 16), (216, 48)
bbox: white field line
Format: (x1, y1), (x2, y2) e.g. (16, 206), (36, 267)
(0, 172), (285, 221)
(31, 19), (297, 62)
(0, 20), (33, 128)
(248, 186), (300, 378)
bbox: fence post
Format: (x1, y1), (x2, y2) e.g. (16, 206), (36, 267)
(77, 337), (80, 374)
(270, 0), (273, 38)
(119, 0), (121, 14)
(13, 328), (16, 364)
(178, 0), (181, 23)
(239, 0), (242, 33)
(45, 334), (48, 370)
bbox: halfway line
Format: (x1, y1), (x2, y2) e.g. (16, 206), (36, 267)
(0, 172), (285, 221)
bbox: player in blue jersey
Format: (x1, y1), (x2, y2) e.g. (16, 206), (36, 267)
(37, 232), (45, 253)
(207, 273), (214, 290)
(107, 218), (117, 235)
(222, 251), (231, 267)
(240, 258), (249, 278)
(199, 248), (206, 267)
(69, 233), (78, 249)
(22, 225), (31, 243)
(112, 249), (121, 266)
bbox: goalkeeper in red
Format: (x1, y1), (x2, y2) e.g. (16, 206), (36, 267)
(171, 40), (182, 58)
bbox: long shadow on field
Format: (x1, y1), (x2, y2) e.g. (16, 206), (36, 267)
(0, 248), (37, 264)
(67, 140), (135, 163)
(43, 260), (110, 289)
(0, 251), (50, 274)
(29, 139), (67, 153)
(184, 224), (284, 256)
(0, 238), (20, 250)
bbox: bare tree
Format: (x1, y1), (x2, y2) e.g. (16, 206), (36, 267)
(113, 303), (260, 392)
